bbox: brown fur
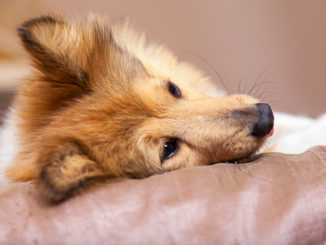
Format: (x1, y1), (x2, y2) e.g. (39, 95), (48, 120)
(6, 15), (271, 202)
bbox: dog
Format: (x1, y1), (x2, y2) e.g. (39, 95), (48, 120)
(0, 14), (324, 202)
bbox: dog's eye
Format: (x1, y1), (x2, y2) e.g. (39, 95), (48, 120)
(161, 139), (179, 162)
(167, 81), (182, 98)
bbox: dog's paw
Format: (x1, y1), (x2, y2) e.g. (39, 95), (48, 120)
(39, 142), (106, 202)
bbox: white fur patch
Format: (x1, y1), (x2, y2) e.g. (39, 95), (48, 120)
(272, 112), (326, 154)
(0, 109), (17, 184)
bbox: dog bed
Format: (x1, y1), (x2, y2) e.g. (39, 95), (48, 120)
(0, 146), (326, 244)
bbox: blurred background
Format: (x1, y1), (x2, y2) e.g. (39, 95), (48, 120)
(0, 0), (325, 124)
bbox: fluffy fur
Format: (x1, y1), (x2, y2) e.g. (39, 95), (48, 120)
(0, 14), (324, 202)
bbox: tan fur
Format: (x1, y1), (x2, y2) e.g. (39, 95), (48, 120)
(6, 15), (272, 201)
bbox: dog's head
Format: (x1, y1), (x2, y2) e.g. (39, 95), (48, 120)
(8, 15), (273, 201)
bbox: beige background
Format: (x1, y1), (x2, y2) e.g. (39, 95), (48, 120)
(0, 0), (325, 117)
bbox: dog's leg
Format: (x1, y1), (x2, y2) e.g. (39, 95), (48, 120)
(40, 142), (107, 202)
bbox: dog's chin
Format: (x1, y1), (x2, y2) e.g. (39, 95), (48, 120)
(213, 148), (261, 164)
(226, 154), (256, 164)
(224, 144), (268, 164)
(208, 155), (250, 165)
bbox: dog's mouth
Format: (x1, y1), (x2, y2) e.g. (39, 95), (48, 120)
(219, 103), (274, 165)
(208, 125), (274, 165)
(224, 126), (274, 164)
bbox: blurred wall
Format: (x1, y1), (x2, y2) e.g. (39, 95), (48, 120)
(1, 0), (325, 117)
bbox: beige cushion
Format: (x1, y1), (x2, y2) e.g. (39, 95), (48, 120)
(0, 146), (326, 244)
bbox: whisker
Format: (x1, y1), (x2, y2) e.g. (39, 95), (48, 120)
(180, 50), (232, 94)
(252, 80), (279, 98)
(256, 90), (278, 98)
(222, 70), (232, 93)
(242, 75), (250, 95)
(247, 65), (271, 96)
(261, 93), (278, 102)
(237, 77), (244, 94)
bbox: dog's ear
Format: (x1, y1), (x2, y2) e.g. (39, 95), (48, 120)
(39, 140), (108, 202)
(17, 15), (90, 90)
(17, 15), (146, 90)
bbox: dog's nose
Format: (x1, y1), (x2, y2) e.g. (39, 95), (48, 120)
(251, 103), (274, 137)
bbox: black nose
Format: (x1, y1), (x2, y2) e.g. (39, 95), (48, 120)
(251, 103), (274, 137)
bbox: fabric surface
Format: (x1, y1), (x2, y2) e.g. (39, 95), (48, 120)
(0, 146), (326, 245)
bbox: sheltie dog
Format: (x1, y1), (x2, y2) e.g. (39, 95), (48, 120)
(0, 14), (324, 201)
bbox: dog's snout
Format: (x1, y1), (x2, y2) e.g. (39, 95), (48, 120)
(251, 103), (274, 137)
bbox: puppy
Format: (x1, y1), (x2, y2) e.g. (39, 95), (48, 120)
(0, 14), (301, 202)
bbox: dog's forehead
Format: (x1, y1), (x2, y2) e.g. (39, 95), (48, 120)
(110, 21), (223, 97)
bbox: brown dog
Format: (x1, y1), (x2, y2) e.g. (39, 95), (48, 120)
(3, 15), (274, 201)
